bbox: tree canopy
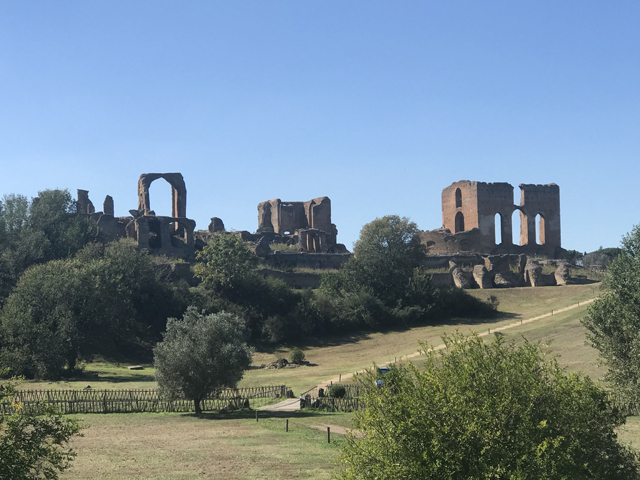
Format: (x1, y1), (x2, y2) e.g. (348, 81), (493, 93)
(338, 333), (640, 480)
(153, 308), (253, 414)
(194, 233), (259, 290)
(0, 190), (96, 303)
(321, 215), (427, 307)
(0, 240), (187, 379)
(583, 223), (640, 402)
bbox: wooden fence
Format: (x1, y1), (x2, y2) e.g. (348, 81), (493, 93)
(301, 383), (362, 399)
(303, 396), (362, 412)
(1, 386), (287, 415)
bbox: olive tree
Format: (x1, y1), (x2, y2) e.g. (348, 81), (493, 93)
(153, 308), (253, 414)
(337, 333), (640, 480)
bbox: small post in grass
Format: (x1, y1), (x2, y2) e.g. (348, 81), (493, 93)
(255, 410), (258, 422)
(286, 419), (289, 432)
(339, 374), (341, 382)
(327, 426), (331, 444)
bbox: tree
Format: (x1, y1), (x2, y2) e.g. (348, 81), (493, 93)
(321, 215), (427, 306)
(0, 240), (187, 379)
(153, 308), (253, 414)
(583, 223), (640, 402)
(337, 333), (640, 480)
(0, 190), (96, 304)
(194, 233), (258, 290)
(0, 371), (82, 479)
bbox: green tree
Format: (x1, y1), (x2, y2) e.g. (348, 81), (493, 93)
(0, 190), (96, 304)
(321, 215), (427, 306)
(583, 223), (640, 402)
(338, 333), (639, 480)
(194, 233), (258, 290)
(0, 240), (187, 378)
(153, 308), (253, 415)
(0, 371), (82, 479)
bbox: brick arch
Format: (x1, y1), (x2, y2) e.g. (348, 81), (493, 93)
(137, 173), (187, 218)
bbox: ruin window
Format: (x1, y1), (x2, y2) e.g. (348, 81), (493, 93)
(454, 212), (465, 233)
(148, 180), (173, 217)
(494, 213), (502, 245)
(536, 214), (545, 245)
(512, 210), (522, 246)
(455, 188), (462, 208)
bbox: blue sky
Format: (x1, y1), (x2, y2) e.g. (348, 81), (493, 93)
(1, 1), (638, 253)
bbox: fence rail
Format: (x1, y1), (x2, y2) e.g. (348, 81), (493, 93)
(1, 386), (287, 415)
(301, 383), (362, 399)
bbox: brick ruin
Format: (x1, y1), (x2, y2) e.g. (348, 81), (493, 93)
(256, 197), (344, 254)
(77, 174), (347, 260)
(75, 174), (575, 289)
(421, 181), (562, 257)
(77, 173), (196, 259)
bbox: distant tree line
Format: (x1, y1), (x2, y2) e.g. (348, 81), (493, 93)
(0, 190), (495, 380)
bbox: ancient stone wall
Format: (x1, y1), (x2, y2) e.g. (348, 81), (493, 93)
(263, 252), (352, 270)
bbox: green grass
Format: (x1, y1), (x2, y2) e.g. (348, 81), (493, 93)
(269, 243), (301, 252)
(62, 410), (352, 479)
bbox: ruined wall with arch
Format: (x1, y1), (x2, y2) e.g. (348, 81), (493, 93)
(429, 180), (562, 257)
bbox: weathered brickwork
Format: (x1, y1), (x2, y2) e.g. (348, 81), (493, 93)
(428, 180), (562, 257)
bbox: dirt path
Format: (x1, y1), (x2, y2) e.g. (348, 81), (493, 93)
(316, 298), (596, 389)
(309, 424), (356, 436)
(258, 398), (300, 412)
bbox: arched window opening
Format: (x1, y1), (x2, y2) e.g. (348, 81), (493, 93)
(148, 180), (173, 217)
(454, 212), (465, 233)
(455, 188), (462, 208)
(536, 214), (545, 245)
(494, 213), (502, 245)
(512, 210), (522, 246)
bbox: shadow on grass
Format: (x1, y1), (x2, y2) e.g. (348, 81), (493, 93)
(80, 374), (157, 385)
(187, 408), (347, 421)
(256, 311), (520, 353)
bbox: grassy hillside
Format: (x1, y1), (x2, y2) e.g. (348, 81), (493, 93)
(22, 283), (601, 395)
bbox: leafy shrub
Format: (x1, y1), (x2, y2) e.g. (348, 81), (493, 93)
(338, 333), (640, 479)
(289, 347), (306, 365)
(328, 384), (346, 398)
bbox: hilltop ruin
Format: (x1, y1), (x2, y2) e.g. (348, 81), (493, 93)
(421, 181), (562, 257)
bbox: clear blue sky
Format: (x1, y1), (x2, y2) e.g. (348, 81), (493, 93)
(1, 1), (638, 253)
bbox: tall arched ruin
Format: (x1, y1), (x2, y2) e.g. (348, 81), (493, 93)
(422, 180), (562, 257)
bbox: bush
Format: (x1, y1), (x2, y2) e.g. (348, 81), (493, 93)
(338, 333), (640, 479)
(328, 384), (346, 398)
(289, 347), (306, 365)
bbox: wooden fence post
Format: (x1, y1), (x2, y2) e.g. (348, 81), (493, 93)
(327, 427), (331, 443)
(286, 419), (289, 432)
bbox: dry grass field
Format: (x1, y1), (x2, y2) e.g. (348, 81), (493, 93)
(62, 411), (352, 480)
